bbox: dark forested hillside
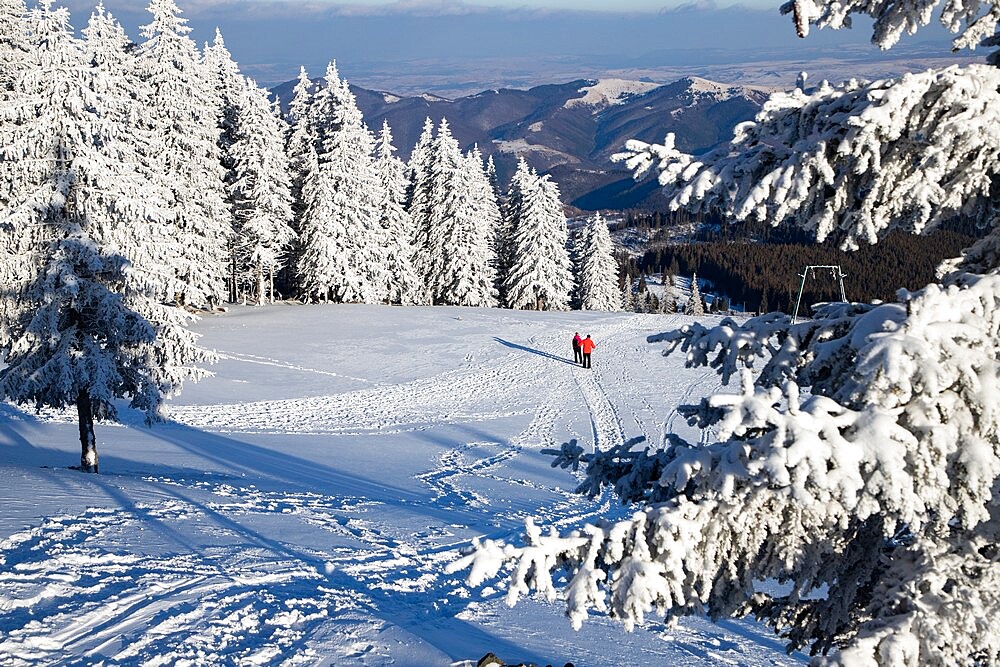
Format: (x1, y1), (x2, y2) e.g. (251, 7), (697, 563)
(634, 230), (975, 314)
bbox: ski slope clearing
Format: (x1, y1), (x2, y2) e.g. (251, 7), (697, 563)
(0, 304), (806, 666)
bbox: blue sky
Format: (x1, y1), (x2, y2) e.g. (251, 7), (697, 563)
(61, 0), (964, 92)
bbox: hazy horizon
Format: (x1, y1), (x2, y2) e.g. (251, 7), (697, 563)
(58, 0), (978, 94)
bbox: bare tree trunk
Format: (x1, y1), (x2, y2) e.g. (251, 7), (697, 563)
(257, 262), (265, 306)
(229, 250), (237, 304)
(77, 389), (98, 473)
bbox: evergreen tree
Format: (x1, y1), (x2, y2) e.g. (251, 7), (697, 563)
(504, 169), (573, 311)
(297, 62), (388, 303)
(373, 119), (423, 305)
(281, 66), (317, 295)
(0, 1), (210, 473)
(436, 148), (498, 307)
(411, 120), (498, 306)
(405, 116), (435, 218)
(80, 3), (177, 298)
(0, 0), (28, 93)
(577, 212), (622, 311)
(465, 146), (503, 306)
(685, 271), (705, 316)
(203, 28), (247, 302)
(620, 271), (635, 312)
(137, 0), (230, 308)
(659, 288), (676, 314)
(228, 79), (295, 304)
(408, 117), (442, 295)
(484, 154), (501, 198)
(496, 158), (533, 305)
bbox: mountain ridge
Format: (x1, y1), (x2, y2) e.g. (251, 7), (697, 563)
(271, 74), (776, 210)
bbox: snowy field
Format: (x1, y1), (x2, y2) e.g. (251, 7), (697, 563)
(0, 304), (806, 666)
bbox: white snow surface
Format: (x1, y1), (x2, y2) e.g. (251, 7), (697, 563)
(0, 304), (805, 666)
(564, 78), (661, 108)
(491, 138), (578, 161)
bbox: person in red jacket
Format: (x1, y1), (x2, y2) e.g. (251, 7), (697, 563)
(580, 334), (596, 369)
(572, 332), (583, 364)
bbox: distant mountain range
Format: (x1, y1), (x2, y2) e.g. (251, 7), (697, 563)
(272, 75), (775, 211)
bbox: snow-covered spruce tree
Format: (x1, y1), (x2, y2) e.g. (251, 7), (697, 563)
(484, 154), (501, 199)
(296, 62), (389, 303)
(659, 287), (676, 314)
(684, 271), (705, 316)
(228, 78), (295, 305)
(203, 28), (248, 303)
(436, 147), (499, 307)
(503, 167), (573, 311)
(577, 212), (622, 311)
(136, 0), (230, 309)
(495, 158), (534, 306)
(80, 3), (177, 295)
(0, 0), (28, 93)
(569, 220), (591, 309)
(281, 66), (317, 295)
(405, 116), (435, 225)
(410, 119), (498, 306)
(0, 2), (210, 473)
(373, 119), (424, 305)
(454, 0), (1000, 663)
(450, 145), (500, 305)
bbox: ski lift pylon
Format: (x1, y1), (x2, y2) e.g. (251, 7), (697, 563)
(792, 265), (847, 323)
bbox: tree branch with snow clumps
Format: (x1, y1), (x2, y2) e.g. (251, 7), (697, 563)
(457, 274), (1000, 663)
(614, 65), (1000, 255)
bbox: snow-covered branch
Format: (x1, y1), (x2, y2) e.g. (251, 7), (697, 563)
(781, 0), (1000, 53)
(614, 65), (1000, 256)
(460, 273), (1000, 662)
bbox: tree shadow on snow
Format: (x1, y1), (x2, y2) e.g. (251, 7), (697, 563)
(1, 411), (551, 666)
(493, 337), (577, 366)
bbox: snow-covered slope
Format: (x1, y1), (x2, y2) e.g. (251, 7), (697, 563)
(0, 304), (805, 666)
(564, 78), (661, 108)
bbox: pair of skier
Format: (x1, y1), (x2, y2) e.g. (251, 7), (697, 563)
(572, 332), (596, 368)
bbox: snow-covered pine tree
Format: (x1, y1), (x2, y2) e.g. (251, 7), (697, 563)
(0, 0), (28, 93)
(405, 116), (435, 220)
(80, 3), (177, 294)
(620, 271), (635, 312)
(503, 168), (573, 311)
(495, 158), (534, 306)
(296, 62), (389, 303)
(409, 118), (448, 297)
(577, 212), (622, 311)
(460, 146), (503, 307)
(203, 28), (248, 303)
(136, 0), (230, 309)
(228, 79), (295, 304)
(281, 66), (317, 296)
(435, 147), (498, 307)
(484, 154), (501, 199)
(659, 287), (676, 314)
(569, 220), (591, 309)
(373, 119), (423, 305)
(684, 271), (705, 316)
(411, 120), (498, 306)
(456, 0), (1000, 662)
(0, 1), (211, 473)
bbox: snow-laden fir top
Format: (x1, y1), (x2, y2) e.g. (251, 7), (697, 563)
(564, 78), (661, 109)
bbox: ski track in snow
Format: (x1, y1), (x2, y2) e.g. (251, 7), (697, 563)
(0, 308), (794, 666)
